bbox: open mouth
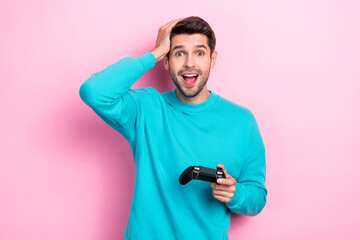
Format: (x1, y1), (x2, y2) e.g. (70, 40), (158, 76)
(181, 73), (199, 86)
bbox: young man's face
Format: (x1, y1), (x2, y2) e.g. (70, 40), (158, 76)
(164, 33), (217, 98)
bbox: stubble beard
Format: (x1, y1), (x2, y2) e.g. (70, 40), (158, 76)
(170, 67), (211, 98)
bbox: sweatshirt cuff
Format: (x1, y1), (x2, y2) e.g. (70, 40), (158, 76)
(137, 52), (156, 72)
(225, 183), (244, 209)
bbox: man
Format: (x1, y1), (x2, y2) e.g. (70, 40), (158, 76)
(79, 16), (267, 240)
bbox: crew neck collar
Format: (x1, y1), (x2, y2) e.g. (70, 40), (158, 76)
(168, 88), (219, 113)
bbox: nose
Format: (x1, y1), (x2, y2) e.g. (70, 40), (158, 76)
(184, 54), (196, 68)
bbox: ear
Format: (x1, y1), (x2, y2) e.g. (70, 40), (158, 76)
(164, 56), (169, 70)
(210, 50), (217, 69)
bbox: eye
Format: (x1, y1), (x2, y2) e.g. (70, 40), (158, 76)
(197, 51), (205, 56)
(175, 52), (184, 57)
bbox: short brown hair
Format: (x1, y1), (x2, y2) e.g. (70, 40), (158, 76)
(167, 16), (216, 58)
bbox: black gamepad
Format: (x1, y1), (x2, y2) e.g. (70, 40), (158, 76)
(179, 166), (226, 185)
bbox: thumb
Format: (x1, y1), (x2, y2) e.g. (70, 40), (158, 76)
(216, 163), (228, 178)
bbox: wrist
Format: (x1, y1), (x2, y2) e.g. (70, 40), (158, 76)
(150, 47), (168, 63)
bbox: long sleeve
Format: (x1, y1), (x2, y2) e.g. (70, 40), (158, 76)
(225, 113), (267, 216)
(79, 52), (156, 147)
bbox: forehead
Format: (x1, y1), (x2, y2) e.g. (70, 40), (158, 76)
(170, 33), (209, 50)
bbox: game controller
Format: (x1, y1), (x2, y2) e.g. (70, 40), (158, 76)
(179, 166), (226, 185)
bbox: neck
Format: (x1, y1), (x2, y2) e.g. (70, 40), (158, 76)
(176, 86), (211, 105)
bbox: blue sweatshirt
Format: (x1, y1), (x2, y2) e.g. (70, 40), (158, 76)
(79, 52), (267, 240)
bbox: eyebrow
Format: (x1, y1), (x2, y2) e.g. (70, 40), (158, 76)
(172, 44), (208, 51)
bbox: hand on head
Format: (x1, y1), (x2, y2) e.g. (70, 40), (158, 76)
(151, 18), (185, 63)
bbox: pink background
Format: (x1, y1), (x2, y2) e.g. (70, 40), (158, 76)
(1, 0), (360, 239)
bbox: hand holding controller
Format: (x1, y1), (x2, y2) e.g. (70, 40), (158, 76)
(179, 166), (226, 185)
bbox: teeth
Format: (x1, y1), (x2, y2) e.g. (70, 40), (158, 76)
(183, 74), (198, 77)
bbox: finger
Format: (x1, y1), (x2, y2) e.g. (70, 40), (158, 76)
(211, 183), (236, 193)
(162, 19), (176, 28)
(210, 182), (228, 190)
(213, 189), (234, 197)
(216, 163), (228, 176)
(163, 18), (184, 29)
(169, 18), (184, 26)
(217, 177), (237, 186)
(213, 194), (231, 203)
(166, 18), (184, 33)
(171, 18), (185, 25)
